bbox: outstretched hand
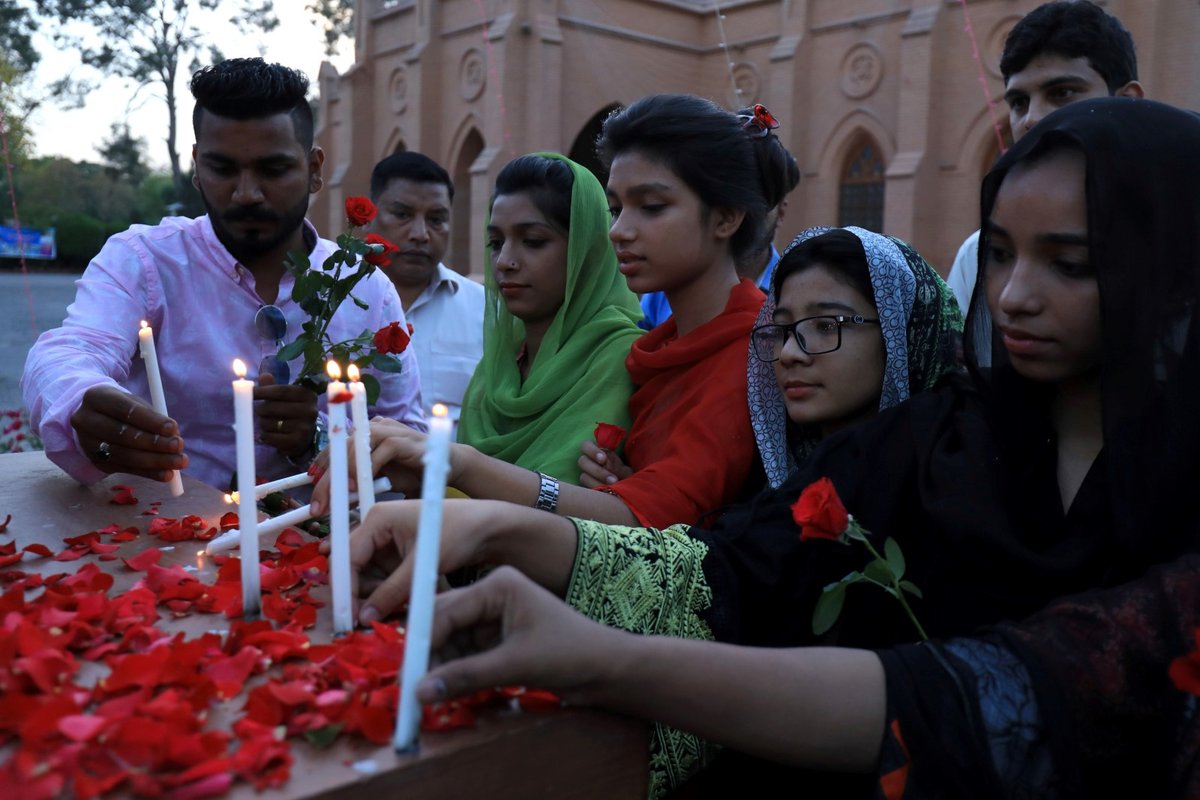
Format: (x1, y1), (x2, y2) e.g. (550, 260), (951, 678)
(71, 385), (187, 482)
(310, 416), (428, 515)
(417, 566), (623, 706)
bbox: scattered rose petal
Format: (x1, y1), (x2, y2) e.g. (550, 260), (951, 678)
(110, 485), (138, 505)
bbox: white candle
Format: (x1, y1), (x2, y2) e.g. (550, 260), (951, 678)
(394, 403), (453, 753)
(140, 321), (184, 497)
(204, 477), (393, 555)
(230, 471), (313, 501)
(346, 364), (375, 520)
(327, 361), (354, 634)
(232, 358), (260, 618)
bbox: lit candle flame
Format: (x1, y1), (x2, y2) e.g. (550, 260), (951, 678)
(326, 361), (342, 381)
(432, 403), (449, 419)
(233, 358), (247, 379)
(223, 493), (234, 505)
(228, 490), (240, 504)
(347, 363), (361, 382)
(140, 320), (150, 330)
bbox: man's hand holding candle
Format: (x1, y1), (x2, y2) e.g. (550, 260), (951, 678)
(71, 385), (187, 482)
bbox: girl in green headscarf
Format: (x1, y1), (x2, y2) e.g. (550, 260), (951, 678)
(455, 153), (644, 484)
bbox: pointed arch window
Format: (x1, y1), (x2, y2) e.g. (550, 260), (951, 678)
(838, 135), (885, 232)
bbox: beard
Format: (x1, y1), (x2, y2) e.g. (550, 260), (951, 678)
(200, 186), (311, 264)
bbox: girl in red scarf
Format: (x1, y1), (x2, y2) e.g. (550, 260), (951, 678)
(317, 95), (770, 529)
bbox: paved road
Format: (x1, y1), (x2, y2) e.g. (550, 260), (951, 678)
(0, 270), (80, 410)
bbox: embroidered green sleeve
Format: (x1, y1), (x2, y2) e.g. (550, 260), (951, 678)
(566, 518), (718, 798)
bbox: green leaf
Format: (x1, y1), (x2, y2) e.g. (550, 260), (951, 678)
(899, 580), (923, 599)
(293, 270), (322, 304)
(812, 582), (847, 636)
(372, 353), (405, 373)
(285, 250), (310, 274)
(361, 373), (381, 405)
(864, 559), (893, 586)
(303, 723), (344, 749)
(884, 538), (906, 580)
(350, 292), (369, 310)
(300, 296), (326, 318)
(275, 337), (307, 363)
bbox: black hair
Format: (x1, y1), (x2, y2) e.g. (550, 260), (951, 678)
(772, 229), (874, 307)
(370, 151), (455, 203)
(736, 106), (801, 211)
(491, 154), (574, 233)
(1000, 1), (1138, 93)
(190, 58), (314, 148)
(597, 94), (767, 260)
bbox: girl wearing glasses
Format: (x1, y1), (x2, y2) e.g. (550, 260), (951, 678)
(453, 153), (643, 485)
(345, 98), (1200, 798)
(748, 226), (961, 489)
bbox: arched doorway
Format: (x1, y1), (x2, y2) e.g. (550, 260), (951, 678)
(838, 134), (885, 232)
(568, 104), (620, 187)
(449, 129), (484, 271)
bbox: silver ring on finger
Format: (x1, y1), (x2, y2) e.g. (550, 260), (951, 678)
(95, 441), (112, 462)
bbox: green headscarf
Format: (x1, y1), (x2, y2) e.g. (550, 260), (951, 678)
(457, 153), (644, 484)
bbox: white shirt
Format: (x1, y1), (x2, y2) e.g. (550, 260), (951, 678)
(405, 263), (485, 420)
(946, 229), (980, 315)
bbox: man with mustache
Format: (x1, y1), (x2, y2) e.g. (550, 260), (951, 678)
(367, 152), (483, 420)
(22, 58), (425, 490)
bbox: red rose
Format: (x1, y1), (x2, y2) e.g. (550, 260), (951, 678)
(593, 422), (626, 451)
(373, 321), (411, 354)
(345, 196), (377, 227)
(790, 477), (849, 542)
(363, 233), (400, 267)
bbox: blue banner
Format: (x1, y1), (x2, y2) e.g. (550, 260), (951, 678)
(0, 226), (56, 260)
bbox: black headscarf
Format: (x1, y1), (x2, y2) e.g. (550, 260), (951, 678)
(694, 98), (1200, 649)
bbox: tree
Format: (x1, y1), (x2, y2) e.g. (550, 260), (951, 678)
(0, 1), (41, 224)
(100, 123), (151, 188)
(34, 0), (280, 206)
(307, 0), (354, 57)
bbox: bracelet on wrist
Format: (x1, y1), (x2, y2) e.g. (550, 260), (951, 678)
(534, 471), (560, 514)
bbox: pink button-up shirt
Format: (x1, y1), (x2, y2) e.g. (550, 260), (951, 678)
(22, 215), (425, 489)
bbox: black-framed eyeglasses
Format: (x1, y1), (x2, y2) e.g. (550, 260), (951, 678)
(751, 314), (881, 363)
(255, 304), (291, 383)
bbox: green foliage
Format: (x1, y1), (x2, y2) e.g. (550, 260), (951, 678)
(55, 211), (107, 265)
(306, 0), (354, 57)
(100, 123), (150, 187)
(808, 519), (928, 641)
(0, 1), (39, 75)
(282, 215), (401, 405)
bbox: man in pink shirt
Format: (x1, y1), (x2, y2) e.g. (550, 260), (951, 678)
(21, 58), (425, 490)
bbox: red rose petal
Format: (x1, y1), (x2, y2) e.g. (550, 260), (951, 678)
(123, 548), (163, 572)
(58, 714), (108, 742)
(22, 543), (53, 558)
(110, 485), (139, 505)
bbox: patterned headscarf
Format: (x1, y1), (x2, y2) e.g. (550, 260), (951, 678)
(748, 226), (964, 487)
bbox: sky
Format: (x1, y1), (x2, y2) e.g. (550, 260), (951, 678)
(24, 4), (354, 170)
